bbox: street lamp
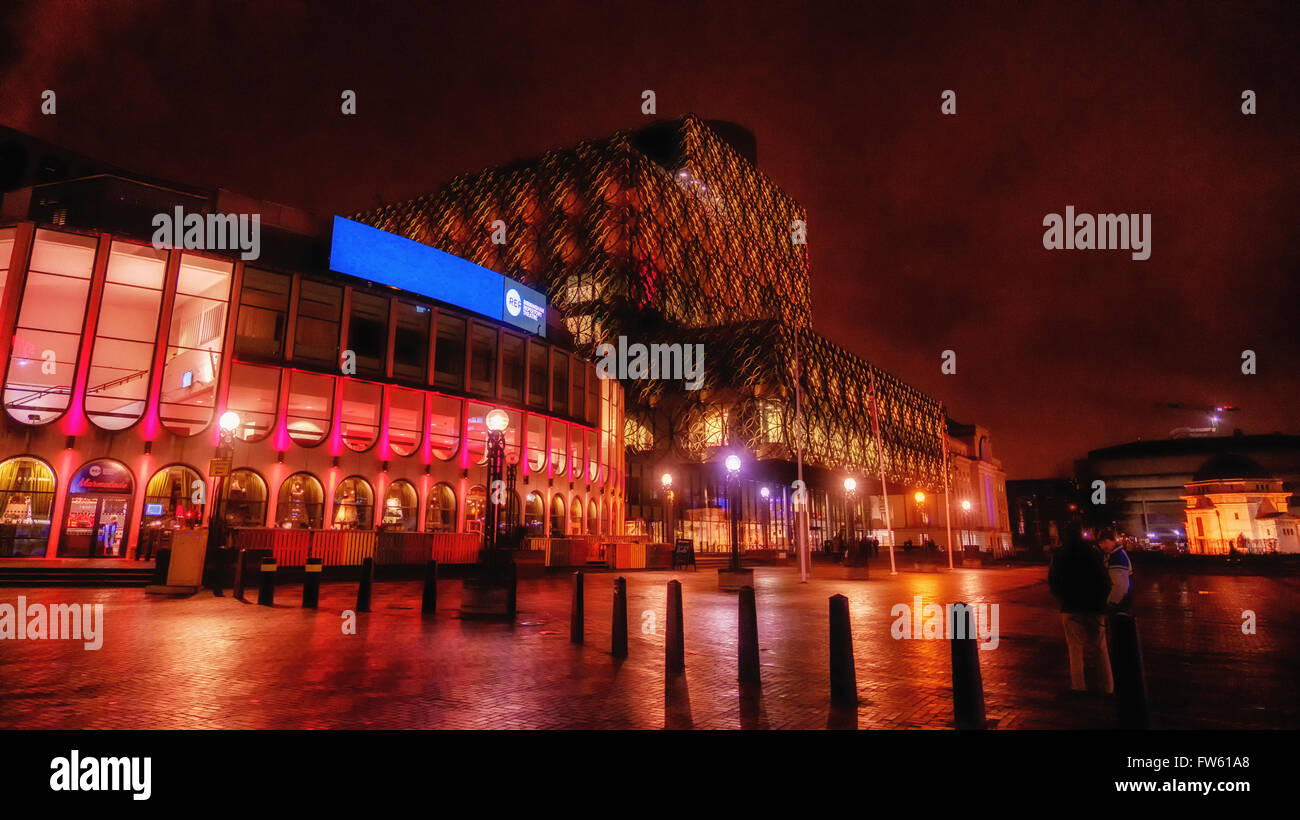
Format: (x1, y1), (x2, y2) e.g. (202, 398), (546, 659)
(483, 409), (510, 552)
(760, 485), (770, 549)
(843, 476), (857, 556)
(208, 410), (241, 580)
(725, 454), (742, 571)
(661, 471), (674, 543)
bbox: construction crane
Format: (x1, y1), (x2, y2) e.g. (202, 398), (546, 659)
(1163, 403), (1239, 438)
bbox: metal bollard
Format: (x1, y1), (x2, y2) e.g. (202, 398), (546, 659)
(570, 571), (584, 644)
(302, 557), (323, 608)
(506, 560), (517, 619)
(738, 585), (760, 687)
(666, 580), (684, 673)
(950, 601), (986, 729)
(151, 548), (172, 586)
(233, 548), (247, 601)
(257, 558), (277, 606)
(421, 560), (439, 615)
(829, 594), (857, 705)
(611, 576), (628, 657)
(210, 549), (225, 596)
(356, 556), (374, 612)
(1109, 613), (1150, 729)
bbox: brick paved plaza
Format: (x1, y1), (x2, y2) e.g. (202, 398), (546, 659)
(1, 561), (1295, 730)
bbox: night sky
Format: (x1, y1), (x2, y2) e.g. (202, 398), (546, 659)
(2, 0), (1296, 478)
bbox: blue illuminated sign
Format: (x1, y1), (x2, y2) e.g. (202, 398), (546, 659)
(328, 216), (547, 336)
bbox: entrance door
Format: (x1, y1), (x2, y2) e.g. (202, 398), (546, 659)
(61, 459), (135, 558)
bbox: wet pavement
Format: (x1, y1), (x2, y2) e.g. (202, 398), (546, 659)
(1, 561), (1295, 729)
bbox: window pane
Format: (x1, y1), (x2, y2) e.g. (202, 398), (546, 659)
(466, 402), (492, 465)
(348, 290), (388, 376)
(0, 456), (57, 556)
(143, 465), (205, 530)
(433, 312), (466, 389)
(469, 324), (497, 395)
(524, 491), (544, 536)
(526, 414), (546, 472)
(393, 301), (430, 381)
(551, 351), (568, 415)
(0, 227), (15, 295)
(570, 495), (583, 533)
(586, 429), (598, 481)
(277, 473), (323, 529)
(570, 359), (584, 420)
(294, 280), (341, 367)
(339, 379), (381, 452)
(549, 422), (567, 475)
(286, 370), (333, 446)
(586, 362), (599, 426)
(4, 230), (97, 425)
(587, 499), (598, 535)
(527, 342), (547, 408)
(550, 494), (566, 536)
(501, 334), (525, 402)
(387, 387), (423, 457)
(222, 469), (267, 527)
(380, 480), (418, 531)
(234, 268), (289, 359)
(428, 394), (461, 461)
(570, 427), (583, 478)
(465, 485), (486, 533)
(160, 254), (232, 436)
(332, 476), (373, 529)
(425, 482), (456, 532)
(224, 363), (279, 442)
(86, 241), (166, 429)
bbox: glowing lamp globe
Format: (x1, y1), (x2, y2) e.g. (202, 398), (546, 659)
(961, 500), (972, 511)
(724, 454), (742, 474)
(661, 472), (673, 488)
(760, 486), (770, 499)
(913, 491), (926, 504)
(218, 411), (241, 433)
(843, 477), (857, 492)
(485, 408), (510, 433)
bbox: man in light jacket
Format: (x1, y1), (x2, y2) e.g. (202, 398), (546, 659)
(1097, 528), (1133, 613)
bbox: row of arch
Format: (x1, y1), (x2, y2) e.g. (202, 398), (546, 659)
(0, 455), (616, 558)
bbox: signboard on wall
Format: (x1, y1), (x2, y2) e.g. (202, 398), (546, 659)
(328, 216), (548, 337)
(68, 460), (133, 495)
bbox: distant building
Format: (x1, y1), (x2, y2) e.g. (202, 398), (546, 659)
(1180, 454), (1300, 554)
(1006, 478), (1084, 551)
(1076, 431), (1300, 544)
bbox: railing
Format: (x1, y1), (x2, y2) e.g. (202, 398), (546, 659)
(230, 528), (482, 567)
(1191, 537), (1280, 556)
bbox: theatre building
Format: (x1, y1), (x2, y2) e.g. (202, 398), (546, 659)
(0, 169), (625, 559)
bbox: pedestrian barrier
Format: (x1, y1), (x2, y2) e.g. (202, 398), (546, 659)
(421, 560), (439, 615)
(257, 558), (276, 606)
(356, 557), (375, 612)
(611, 576), (628, 658)
(666, 580), (684, 673)
(829, 594), (857, 706)
(738, 585), (760, 687)
(950, 601), (986, 729)
(1109, 613), (1150, 729)
(229, 528), (481, 568)
(570, 571), (584, 645)
(302, 558), (322, 608)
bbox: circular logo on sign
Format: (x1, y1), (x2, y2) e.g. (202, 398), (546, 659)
(89, 465), (103, 477)
(505, 288), (522, 317)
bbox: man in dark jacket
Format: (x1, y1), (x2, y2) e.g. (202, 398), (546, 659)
(1048, 524), (1113, 694)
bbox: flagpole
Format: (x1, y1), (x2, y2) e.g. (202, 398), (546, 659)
(870, 370), (896, 575)
(793, 328), (810, 582)
(942, 403), (954, 570)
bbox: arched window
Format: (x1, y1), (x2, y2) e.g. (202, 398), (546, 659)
(524, 491), (545, 536)
(276, 473), (323, 529)
(569, 495), (583, 534)
(86, 241), (166, 430)
(425, 482), (457, 532)
(332, 476), (373, 530)
(428, 395), (461, 461)
(586, 429), (599, 482)
(380, 480), (418, 531)
(4, 230), (97, 425)
(222, 469), (268, 527)
(387, 388), (424, 457)
(63, 459), (134, 557)
(224, 363), (280, 442)
(569, 430), (583, 479)
(465, 485), (487, 533)
(159, 254), (233, 436)
(526, 414), (546, 472)
(0, 456), (56, 556)
(142, 464), (205, 531)
(549, 422), (568, 475)
(586, 497), (598, 535)
(286, 370), (333, 446)
(339, 379), (382, 452)
(550, 493), (566, 536)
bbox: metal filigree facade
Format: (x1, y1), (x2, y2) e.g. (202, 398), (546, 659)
(354, 115), (946, 490)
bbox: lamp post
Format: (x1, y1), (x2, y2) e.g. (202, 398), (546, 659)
(661, 471), (674, 544)
(961, 499), (972, 550)
(483, 408), (510, 553)
(844, 477), (857, 558)
(913, 490), (926, 547)
(725, 453), (742, 571)
(209, 411), (240, 549)
(760, 485), (770, 549)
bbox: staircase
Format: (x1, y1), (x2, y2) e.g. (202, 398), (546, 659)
(0, 564), (155, 587)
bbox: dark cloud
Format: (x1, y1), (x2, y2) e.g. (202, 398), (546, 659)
(2, 0), (1296, 477)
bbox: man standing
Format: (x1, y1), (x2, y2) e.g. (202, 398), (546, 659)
(1097, 528), (1133, 613)
(1048, 523), (1114, 694)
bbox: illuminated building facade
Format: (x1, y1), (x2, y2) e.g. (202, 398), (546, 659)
(0, 170), (625, 559)
(1180, 454), (1300, 554)
(357, 115), (1010, 553)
